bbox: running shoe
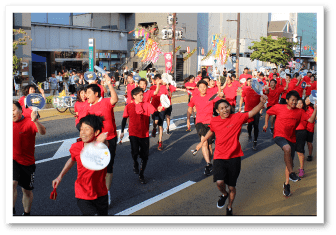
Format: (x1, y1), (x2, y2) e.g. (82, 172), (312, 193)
(283, 183), (291, 196)
(204, 164), (212, 176)
(226, 207), (233, 216)
(108, 191), (111, 206)
(289, 172), (301, 182)
(166, 127), (171, 135)
(186, 128), (191, 132)
(217, 194), (228, 209)
(152, 128), (157, 138)
(158, 141), (163, 151)
(248, 135), (252, 143)
(270, 127), (274, 135)
(139, 175), (147, 184)
(252, 141), (257, 151)
(307, 155), (313, 161)
(298, 168), (305, 178)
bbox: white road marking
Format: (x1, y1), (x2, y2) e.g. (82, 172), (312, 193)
(35, 117), (194, 165)
(114, 180), (196, 215)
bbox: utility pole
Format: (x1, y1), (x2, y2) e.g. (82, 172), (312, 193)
(227, 13), (240, 77)
(172, 13), (176, 80)
(236, 13), (240, 77)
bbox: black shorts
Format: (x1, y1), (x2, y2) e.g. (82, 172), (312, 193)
(152, 111), (165, 127)
(107, 137), (117, 173)
(195, 123), (213, 145)
(306, 131), (314, 143)
(213, 157), (241, 187)
(266, 106), (273, 111)
(13, 160), (36, 190)
(295, 130), (307, 153)
(77, 195), (108, 216)
(274, 136), (296, 160)
(165, 105), (172, 116)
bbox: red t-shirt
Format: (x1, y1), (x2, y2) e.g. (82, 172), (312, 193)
(223, 84), (237, 106)
(70, 141), (107, 200)
(303, 76), (311, 83)
(167, 85), (177, 103)
(123, 102), (157, 138)
(13, 117), (38, 166)
(276, 77), (286, 89)
(195, 76), (202, 84)
(265, 86), (284, 107)
(306, 106), (315, 133)
(305, 81), (317, 97)
(266, 104), (304, 142)
(293, 79), (305, 98)
(188, 93), (220, 124)
(281, 79), (298, 99)
(207, 87), (218, 96)
(239, 74), (252, 80)
(209, 112), (249, 160)
(143, 89), (155, 103)
(150, 85), (169, 109)
(87, 98), (117, 140)
(185, 82), (197, 94)
(296, 109), (309, 131)
(241, 86), (260, 112)
(97, 84), (105, 98)
(74, 101), (89, 126)
(232, 80), (241, 90)
(126, 83), (136, 104)
(191, 88), (200, 97)
(18, 96), (33, 118)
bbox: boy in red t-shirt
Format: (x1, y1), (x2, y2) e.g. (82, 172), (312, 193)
(195, 96), (267, 215)
(85, 75), (118, 205)
(52, 115), (109, 215)
(221, 76), (238, 107)
(125, 74), (137, 105)
(13, 101), (46, 215)
(120, 87), (157, 184)
(187, 80), (224, 176)
(264, 90), (304, 197)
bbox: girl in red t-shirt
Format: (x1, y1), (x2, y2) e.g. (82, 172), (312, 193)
(184, 75), (197, 130)
(52, 115), (109, 216)
(18, 84), (45, 119)
(74, 86), (89, 130)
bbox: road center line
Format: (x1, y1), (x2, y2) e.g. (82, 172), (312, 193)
(114, 181), (196, 216)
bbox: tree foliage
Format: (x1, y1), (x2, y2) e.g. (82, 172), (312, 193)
(13, 28), (32, 75)
(248, 35), (297, 66)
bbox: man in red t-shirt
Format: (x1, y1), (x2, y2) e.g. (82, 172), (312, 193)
(264, 90), (304, 197)
(263, 79), (288, 134)
(85, 75), (118, 205)
(221, 76), (238, 107)
(187, 80), (224, 176)
(239, 67), (252, 81)
(279, 73), (301, 104)
(195, 96), (267, 215)
(13, 101), (46, 215)
(305, 75), (317, 97)
(149, 74), (168, 150)
(303, 71), (312, 83)
(52, 115), (109, 215)
(120, 87), (157, 184)
(269, 68), (279, 80)
(239, 78), (262, 150)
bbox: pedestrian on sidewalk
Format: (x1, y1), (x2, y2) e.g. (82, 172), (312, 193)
(263, 90), (305, 197)
(195, 95), (267, 215)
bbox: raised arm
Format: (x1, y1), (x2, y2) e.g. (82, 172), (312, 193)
(308, 104), (317, 123)
(31, 111), (46, 135)
(104, 74), (118, 105)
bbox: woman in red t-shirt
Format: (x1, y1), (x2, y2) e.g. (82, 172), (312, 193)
(74, 86), (89, 131)
(18, 84), (45, 119)
(304, 96), (317, 161)
(52, 115), (109, 215)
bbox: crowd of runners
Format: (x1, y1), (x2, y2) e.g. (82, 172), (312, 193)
(13, 65), (317, 216)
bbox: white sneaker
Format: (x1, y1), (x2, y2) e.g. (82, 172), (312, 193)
(108, 191), (111, 206)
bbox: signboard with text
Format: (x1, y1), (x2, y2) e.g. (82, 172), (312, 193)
(164, 53), (173, 73)
(89, 38), (95, 72)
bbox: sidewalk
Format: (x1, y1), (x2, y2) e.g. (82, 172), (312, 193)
(131, 141), (317, 216)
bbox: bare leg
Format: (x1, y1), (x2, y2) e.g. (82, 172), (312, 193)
(166, 115), (170, 131)
(158, 126), (163, 143)
(13, 181), (18, 209)
(227, 186), (237, 209)
(201, 136), (211, 164)
(283, 145), (293, 174)
(105, 173), (113, 190)
(307, 142), (313, 156)
(22, 188), (33, 213)
(216, 180), (228, 196)
(297, 152), (305, 170)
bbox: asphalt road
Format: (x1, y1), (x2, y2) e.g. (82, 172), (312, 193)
(13, 90), (313, 216)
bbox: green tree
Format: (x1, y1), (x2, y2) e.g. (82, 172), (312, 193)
(13, 28), (32, 75)
(248, 35), (297, 66)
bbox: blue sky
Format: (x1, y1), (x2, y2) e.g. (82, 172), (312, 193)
(31, 13), (87, 25)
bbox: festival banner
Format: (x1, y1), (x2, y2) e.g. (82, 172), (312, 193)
(164, 52), (173, 73)
(183, 48), (197, 61)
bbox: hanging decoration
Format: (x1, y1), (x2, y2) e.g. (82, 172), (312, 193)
(183, 48), (197, 61)
(136, 38), (162, 64)
(201, 34), (230, 64)
(201, 47), (204, 55)
(187, 46), (190, 53)
(175, 46), (181, 53)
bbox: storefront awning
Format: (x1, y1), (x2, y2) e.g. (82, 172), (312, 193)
(32, 53), (46, 63)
